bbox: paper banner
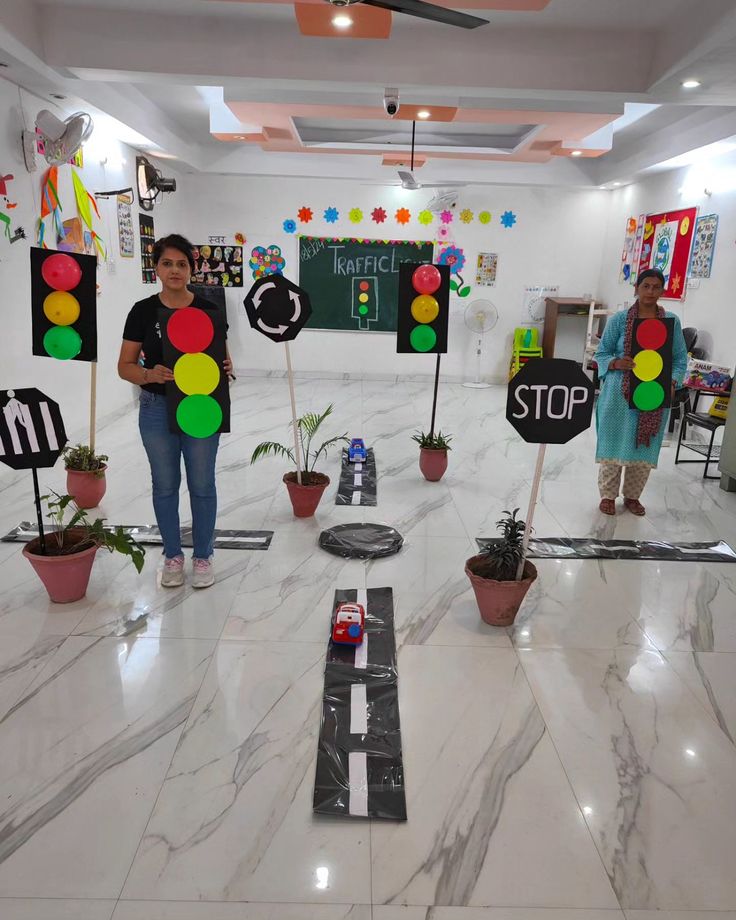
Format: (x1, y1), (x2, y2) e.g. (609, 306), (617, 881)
(637, 206), (697, 300)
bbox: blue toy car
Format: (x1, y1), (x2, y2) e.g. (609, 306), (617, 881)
(348, 438), (367, 463)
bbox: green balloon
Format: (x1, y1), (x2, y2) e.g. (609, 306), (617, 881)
(176, 394), (222, 438)
(410, 325), (437, 353)
(43, 325), (82, 360)
(633, 380), (665, 411)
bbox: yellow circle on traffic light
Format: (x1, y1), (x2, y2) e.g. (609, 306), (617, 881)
(633, 349), (664, 382)
(359, 293), (369, 304)
(43, 291), (81, 326)
(411, 294), (439, 324)
(174, 353), (220, 396)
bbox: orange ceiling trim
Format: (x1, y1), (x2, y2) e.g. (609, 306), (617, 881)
(382, 153), (427, 168)
(550, 144), (608, 158)
(294, 3), (392, 38)
(212, 0), (549, 10)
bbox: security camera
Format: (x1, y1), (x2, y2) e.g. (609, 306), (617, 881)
(384, 88), (400, 118)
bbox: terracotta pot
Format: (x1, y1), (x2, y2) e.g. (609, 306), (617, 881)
(419, 447), (448, 482)
(464, 554), (537, 627)
(66, 465), (107, 509)
(283, 472), (330, 518)
(23, 528), (99, 603)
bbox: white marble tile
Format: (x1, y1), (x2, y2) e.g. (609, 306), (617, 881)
(122, 641), (371, 904)
(665, 651), (736, 746)
(0, 636), (215, 898)
(113, 903), (371, 920)
(521, 648), (736, 909)
(371, 645), (618, 909)
(375, 910), (624, 920)
(0, 632), (66, 720)
(0, 900), (116, 920)
(624, 913), (736, 920)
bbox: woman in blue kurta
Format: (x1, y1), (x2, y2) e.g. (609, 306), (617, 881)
(594, 268), (688, 516)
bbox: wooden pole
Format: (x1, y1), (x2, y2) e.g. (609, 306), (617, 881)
(89, 361), (97, 452)
(32, 467), (46, 554)
(429, 353), (441, 439)
(516, 442), (546, 580)
(284, 341), (303, 485)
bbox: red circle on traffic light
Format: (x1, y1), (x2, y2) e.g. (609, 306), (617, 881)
(359, 281), (369, 292)
(168, 307), (214, 353)
(412, 264), (441, 295)
(636, 318), (667, 350)
(41, 253), (82, 291)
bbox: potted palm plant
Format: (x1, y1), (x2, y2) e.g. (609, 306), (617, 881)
(412, 430), (452, 482)
(464, 508), (537, 626)
(63, 443), (109, 509)
(23, 491), (145, 603)
(251, 404), (348, 517)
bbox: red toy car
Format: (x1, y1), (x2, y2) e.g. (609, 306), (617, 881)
(332, 602), (365, 645)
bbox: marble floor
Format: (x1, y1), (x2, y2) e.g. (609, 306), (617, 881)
(1, 375), (736, 920)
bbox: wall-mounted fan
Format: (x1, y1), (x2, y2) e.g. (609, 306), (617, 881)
(23, 110), (93, 170)
(463, 299), (498, 389)
(326, 0), (488, 29)
(136, 155), (177, 211)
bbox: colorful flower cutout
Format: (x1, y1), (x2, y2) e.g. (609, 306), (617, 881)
(500, 210), (517, 228)
(250, 244), (286, 279)
(324, 207), (339, 224)
(282, 219), (296, 234)
(235, 232), (246, 244)
(479, 211), (492, 224)
(371, 207), (387, 224)
(437, 225), (453, 241)
(395, 207), (411, 225)
(437, 245), (466, 275)
(298, 206), (313, 223)
(418, 210), (433, 226)
(349, 207), (363, 224)
(459, 208), (474, 224)
(440, 209), (454, 224)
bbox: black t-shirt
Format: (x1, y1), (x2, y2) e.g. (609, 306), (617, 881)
(122, 293), (226, 394)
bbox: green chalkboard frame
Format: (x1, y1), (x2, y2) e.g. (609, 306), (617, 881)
(298, 235), (434, 333)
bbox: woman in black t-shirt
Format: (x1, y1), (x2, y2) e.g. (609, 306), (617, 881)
(118, 234), (232, 588)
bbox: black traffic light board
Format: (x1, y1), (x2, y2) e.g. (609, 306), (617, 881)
(628, 317), (674, 411)
(31, 248), (97, 362)
(396, 263), (450, 354)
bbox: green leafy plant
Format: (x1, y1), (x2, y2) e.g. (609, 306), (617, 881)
(251, 404), (348, 483)
(411, 430), (453, 451)
(474, 508), (527, 581)
(40, 491), (145, 573)
(63, 444), (109, 476)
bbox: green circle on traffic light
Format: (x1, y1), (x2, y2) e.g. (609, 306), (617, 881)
(633, 380), (665, 411)
(358, 305), (369, 316)
(410, 325), (437, 352)
(43, 325), (82, 360)
(176, 394), (222, 438)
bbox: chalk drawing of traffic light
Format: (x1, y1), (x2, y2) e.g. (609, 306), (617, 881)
(352, 276), (379, 331)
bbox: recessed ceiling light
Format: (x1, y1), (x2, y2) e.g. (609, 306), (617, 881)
(571, 150), (583, 157)
(682, 79), (701, 89)
(332, 14), (353, 28)
(417, 110), (431, 119)
(613, 181), (621, 186)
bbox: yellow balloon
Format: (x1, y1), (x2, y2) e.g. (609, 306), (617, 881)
(43, 291), (80, 326)
(633, 349), (664, 382)
(411, 294), (439, 324)
(174, 353), (220, 396)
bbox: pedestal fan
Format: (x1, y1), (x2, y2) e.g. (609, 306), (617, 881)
(463, 299), (498, 389)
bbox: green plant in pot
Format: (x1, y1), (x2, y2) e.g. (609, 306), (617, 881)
(412, 429), (452, 482)
(464, 508), (537, 627)
(22, 491), (145, 604)
(63, 443), (109, 509)
(251, 404), (348, 517)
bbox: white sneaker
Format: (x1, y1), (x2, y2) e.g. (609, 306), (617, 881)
(192, 556), (215, 589)
(161, 555), (185, 587)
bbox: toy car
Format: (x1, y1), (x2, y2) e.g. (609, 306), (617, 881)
(348, 438), (367, 463)
(332, 602), (365, 646)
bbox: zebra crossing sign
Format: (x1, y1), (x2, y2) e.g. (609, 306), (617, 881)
(0, 388), (67, 470)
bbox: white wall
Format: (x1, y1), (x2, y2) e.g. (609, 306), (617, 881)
(597, 152), (736, 370)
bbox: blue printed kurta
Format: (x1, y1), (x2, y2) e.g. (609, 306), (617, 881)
(595, 310), (688, 467)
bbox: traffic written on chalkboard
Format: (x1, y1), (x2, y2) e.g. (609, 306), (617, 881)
(298, 236), (434, 333)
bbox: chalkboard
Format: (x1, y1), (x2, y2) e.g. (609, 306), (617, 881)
(298, 235), (434, 332)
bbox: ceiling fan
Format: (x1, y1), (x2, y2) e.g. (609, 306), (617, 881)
(326, 0), (488, 29)
(395, 121), (467, 190)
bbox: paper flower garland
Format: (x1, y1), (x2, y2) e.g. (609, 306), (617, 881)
(500, 210), (517, 228)
(371, 207), (387, 224)
(418, 210), (433, 226)
(324, 207), (339, 224)
(282, 219), (296, 234)
(459, 208), (474, 224)
(298, 206), (313, 223)
(349, 207), (363, 224)
(249, 244), (286, 279)
(395, 207), (411, 225)
(479, 211), (492, 224)
(440, 210), (454, 224)
(437, 245), (466, 274)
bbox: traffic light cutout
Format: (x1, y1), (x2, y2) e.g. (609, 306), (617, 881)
(396, 262), (450, 354)
(31, 248), (97, 362)
(629, 317), (674, 411)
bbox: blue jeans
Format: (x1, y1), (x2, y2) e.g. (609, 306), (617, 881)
(138, 391), (220, 559)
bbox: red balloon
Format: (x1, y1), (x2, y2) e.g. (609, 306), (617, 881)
(41, 253), (83, 292)
(412, 263), (442, 295)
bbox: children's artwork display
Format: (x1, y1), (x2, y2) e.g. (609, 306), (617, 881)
(192, 244), (243, 287)
(57, 217), (93, 255)
(619, 215), (645, 283)
(688, 213), (718, 279)
(31, 247), (97, 362)
(1, 173), (24, 244)
(117, 194), (134, 258)
(638, 207), (697, 300)
(139, 213), (156, 283)
(475, 252), (498, 287)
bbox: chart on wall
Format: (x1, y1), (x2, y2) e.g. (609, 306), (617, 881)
(637, 207), (697, 300)
(191, 244), (243, 287)
(688, 213), (718, 279)
(619, 214), (645, 283)
(139, 213), (156, 283)
(476, 252), (498, 287)
(117, 194), (134, 258)
(298, 235), (434, 332)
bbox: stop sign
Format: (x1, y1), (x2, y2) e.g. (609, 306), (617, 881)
(0, 388), (67, 469)
(244, 274), (313, 343)
(507, 359), (595, 444)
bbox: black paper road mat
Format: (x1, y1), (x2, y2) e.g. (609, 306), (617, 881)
(314, 587), (407, 821)
(336, 448), (377, 506)
(476, 536), (736, 563)
(3, 522), (273, 551)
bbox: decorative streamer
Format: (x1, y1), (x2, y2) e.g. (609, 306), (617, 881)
(71, 169), (106, 259)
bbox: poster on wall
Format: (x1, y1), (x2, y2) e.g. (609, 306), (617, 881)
(619, 214), (645, 284)
(117, 195), (134, 258)
(191, 244), (243, 287)
(476, 252), (498, 287)
(637, 207), (697, 300)
(523, 285), (559, 323)
(688, 213), (718, 279)
(139, 213), (156, 284)
(57, 217), (94, 256)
